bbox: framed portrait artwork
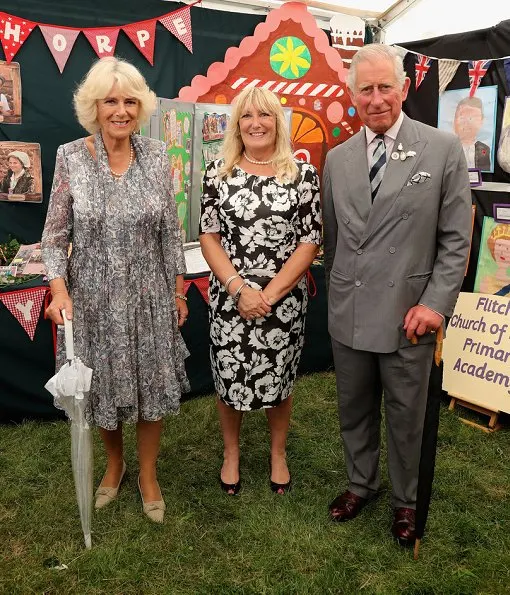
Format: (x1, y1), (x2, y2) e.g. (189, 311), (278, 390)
(0, 61), (21, 125)
(438, 86), (497, 173)
(0, 142), (42, 203)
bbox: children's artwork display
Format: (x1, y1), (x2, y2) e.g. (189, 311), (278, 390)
(0, 142), (42, 202)
(497, 96), (510, 173)
(474, 217), (510, 297)
(142, 99), (194, 242)
(438, 86), (497, 173)
(0, 61), (21, 124)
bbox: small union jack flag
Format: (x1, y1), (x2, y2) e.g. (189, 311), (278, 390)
(468, 60), (492, 97)
(415, 54), (433, 90)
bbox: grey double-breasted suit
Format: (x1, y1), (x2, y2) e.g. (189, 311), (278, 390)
(323, 114), (472, 507)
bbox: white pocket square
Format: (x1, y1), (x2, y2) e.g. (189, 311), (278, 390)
(407, 172), (431, 186)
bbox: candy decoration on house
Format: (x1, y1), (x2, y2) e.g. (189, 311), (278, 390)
(468, 60), (492, 97)
(178, 2), (361, 173)
(415, 54), (433, 90)
(329, 13), (365, 69)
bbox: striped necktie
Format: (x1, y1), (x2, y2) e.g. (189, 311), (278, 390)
(369, 134), (386, 201)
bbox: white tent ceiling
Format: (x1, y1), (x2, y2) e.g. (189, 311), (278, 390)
(174, 0), (510, 44)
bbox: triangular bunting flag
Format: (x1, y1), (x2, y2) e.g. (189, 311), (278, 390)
(0, 287), (47, 340)
(39, 25), (80, 73)
(123, 19), (157, 65)
(183, 277), (209, 303)
(468, 60), (492, 97)
(159, 6), (193, 53)
(83, 27), (120, 58)
(0, 13), (37, 63)
(415, 53), (433, 90)
(438, 58), (460, 94)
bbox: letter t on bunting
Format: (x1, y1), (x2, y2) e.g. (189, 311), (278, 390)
(159, 6), (193, 53)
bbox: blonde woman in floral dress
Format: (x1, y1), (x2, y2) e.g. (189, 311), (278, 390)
(199, 87), (322, 495)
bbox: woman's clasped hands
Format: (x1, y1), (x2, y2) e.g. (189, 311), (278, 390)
(236, 285), (272, 321)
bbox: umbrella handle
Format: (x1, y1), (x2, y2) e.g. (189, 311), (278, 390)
(62, 308), (75, 360)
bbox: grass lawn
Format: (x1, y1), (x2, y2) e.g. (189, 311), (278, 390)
(0, 371), (509, 594)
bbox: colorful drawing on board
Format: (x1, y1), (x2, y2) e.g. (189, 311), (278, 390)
(497, 96), (510, 173)
(160, 107), (193, 235)
(474, 217), (510, 296)
(438, 86), (497, 173)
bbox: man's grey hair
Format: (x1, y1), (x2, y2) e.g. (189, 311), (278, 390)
(346, 44), (407, 91)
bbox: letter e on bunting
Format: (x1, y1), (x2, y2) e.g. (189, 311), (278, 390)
(159, 6), (193, 53)
(0, 13), (37, 63)
(123, 18), (157, 65)
(0, 287), (47, 340)
(83, 27), (120, 58)
(39, 25), (80, 73)
(415, 53), (432, 90)
(468, 60), (492, 97)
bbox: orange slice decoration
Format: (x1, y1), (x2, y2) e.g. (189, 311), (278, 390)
(292, 113), (324, 144)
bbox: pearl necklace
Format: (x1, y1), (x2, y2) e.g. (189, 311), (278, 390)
(109, 143), (134, 178)
(243, 151), (274, 165)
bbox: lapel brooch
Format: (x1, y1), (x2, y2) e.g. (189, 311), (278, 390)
(391, 143), (416, 162)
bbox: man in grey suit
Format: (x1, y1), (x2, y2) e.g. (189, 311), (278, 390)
(322, 44), (472, 547)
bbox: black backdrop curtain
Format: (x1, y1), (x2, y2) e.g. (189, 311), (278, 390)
(400, 19), (510, 292)
(0, 0), (265, 244)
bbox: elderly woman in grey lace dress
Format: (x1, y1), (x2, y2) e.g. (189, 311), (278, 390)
(42, 57), (190, 524)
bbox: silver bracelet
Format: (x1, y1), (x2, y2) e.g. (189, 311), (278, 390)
(233, 282), (247, 305)
(225, 274), (241, 293)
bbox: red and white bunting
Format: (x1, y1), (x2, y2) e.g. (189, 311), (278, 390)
(0, 287), (48, 340)
(230, 77), (345, 98)
(415, 54), (432, 90)
(468, 60), (492, 97)
(83, 27), (120, 58)
(39, 25), (80, 73)
(122, 19), (156, 65)
(0, 13), (37, 63)
(159, 6), (193, 54)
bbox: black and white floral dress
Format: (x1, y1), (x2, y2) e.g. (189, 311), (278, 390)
(199, 160), (322, 411)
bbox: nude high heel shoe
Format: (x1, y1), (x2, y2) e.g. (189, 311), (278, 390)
(95, 460), (127, 509)
(138, 476), (166, 523)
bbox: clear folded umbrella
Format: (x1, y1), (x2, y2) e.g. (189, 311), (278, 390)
(45, 310), (94, 549)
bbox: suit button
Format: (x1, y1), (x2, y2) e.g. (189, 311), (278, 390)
(355, 280), (361, 287)
(356, 249), (363, 255)
(402, 212), (409, 220)
(388, 281), (395, 287)
(389, 247), (396, 254)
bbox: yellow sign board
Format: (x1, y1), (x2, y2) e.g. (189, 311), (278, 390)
(443, 292), (510, 414)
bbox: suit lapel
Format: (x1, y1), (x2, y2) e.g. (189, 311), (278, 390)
(359, 115), (427, 247)
(343, 131), (372, 224)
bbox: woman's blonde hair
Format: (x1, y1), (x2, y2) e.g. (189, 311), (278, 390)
(220, 87), (298, 183)
(73, 57), (157, 134)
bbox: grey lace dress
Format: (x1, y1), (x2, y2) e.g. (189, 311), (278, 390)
(42, 133), (190, 430)
(199, 160), (322, 411)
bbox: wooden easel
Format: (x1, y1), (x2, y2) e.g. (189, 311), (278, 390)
(448, 393), (502, 433)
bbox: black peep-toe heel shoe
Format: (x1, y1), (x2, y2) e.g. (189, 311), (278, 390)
(220, 475), (241, 496)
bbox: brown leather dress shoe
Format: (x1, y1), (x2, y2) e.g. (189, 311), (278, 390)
(391, 507), (416, 547)
(329, 490), (369, 522)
